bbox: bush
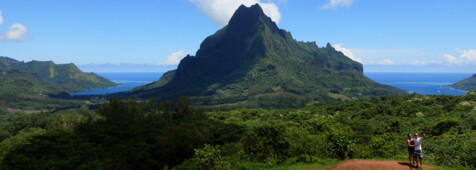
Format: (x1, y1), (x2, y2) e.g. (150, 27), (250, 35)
(176, 144), (231, 170)
(432, 118), (461, 136)
(242, 124), (290, 163)
(287, 128), (318, 161)
(426, 133), (476, 168)
(327, 131), (355, 160)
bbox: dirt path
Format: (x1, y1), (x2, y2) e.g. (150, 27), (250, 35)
(333, 160), (435, 170)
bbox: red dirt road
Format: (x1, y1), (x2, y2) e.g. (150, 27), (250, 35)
(333, 160), (435, 170)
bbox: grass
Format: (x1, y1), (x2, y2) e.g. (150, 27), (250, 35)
(267, 161), (339, 170)
(431, 167), (466, 170)
(233, 159), (339, 170)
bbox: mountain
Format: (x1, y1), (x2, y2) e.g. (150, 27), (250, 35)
(0, 56), (117, 96)
(448, 74), (476, 91)
(127, 4), (404, 108)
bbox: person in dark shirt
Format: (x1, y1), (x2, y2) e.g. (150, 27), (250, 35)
(406, 133), (416, 166)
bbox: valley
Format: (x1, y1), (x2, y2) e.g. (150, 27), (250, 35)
(0, 2), (475, 170)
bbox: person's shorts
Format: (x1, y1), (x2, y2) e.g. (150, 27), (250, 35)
(408, 147), (414, 154)
(414, 150), (423, 159)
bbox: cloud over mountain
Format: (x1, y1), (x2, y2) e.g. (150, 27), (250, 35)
(189, 0), (281, 26)
(333, 44), (363, 63)
(0, 11), (29, 42)
(164, 50), (187, 65)
(321, 0), (354, 9)
(7, 23), (29, 41)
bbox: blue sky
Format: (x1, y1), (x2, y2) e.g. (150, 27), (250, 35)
(0, 0), (475, 73)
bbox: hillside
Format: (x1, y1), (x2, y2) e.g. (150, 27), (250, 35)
(0, 56), (117, 95)
(127, 4), (404, 108)
(449, 74), (476, 91)
(1, 93), (475, 169)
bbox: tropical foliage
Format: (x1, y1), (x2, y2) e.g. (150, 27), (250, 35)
(1, 93), (475, 169)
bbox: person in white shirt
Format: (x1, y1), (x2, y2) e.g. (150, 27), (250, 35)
(413, 132), (426, 168)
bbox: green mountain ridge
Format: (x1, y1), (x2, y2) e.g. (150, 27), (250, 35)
(0, 56), (117, 96)
(449, 74), (476, 91)
(126, 4), (405, 108)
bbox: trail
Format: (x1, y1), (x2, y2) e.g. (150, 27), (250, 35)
(332, 159), (435, 170)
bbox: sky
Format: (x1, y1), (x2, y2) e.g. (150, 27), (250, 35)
(0, 0), (475, 73)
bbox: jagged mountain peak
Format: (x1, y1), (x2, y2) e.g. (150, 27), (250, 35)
(126, 4), (404, 108)
(227, 4), (279, 33)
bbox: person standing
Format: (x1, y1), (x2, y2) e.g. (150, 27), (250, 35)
(413, 132), (426, 168)
(406, 134), (416, 166)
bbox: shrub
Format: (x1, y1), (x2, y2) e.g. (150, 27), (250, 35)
(242, 124), (290, 163)
(176, 144), (231, 170)
(432, 118), (461, 136)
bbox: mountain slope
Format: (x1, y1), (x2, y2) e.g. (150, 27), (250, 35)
(128, 4), (404, 108)
(0, 56), (117, 95)
(0, 70), (57, 95)
(448, 74), (476, 91)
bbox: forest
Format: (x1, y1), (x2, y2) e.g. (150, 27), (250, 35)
(1, 93), (475, 169)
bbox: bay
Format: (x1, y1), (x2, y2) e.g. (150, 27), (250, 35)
(73, 72), (472, 96)
(72, 72), (163, 95)
(365, 72), (471, 95)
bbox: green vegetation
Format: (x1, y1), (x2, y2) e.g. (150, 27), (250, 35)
(134, 70), (176, 91)
(1, 93), (475, 169)
(0, 98), (215, 169)
(449, 74), (476, 91)
(0, 4), (474, 170)
(0, 56), (116, 110)
(0, 93), (85, 111)
(0, 57), (116, 95)
(126, 4), (404, 108)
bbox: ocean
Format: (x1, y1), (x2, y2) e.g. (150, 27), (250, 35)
(365, 73), (471, 95)
(72, 72), (471, 96)
(72, 72), (163, 95)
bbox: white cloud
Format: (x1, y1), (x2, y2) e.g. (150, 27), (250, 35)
(442, 49), (476, 65)
(351, 48), (429, 65)
(189, 0), (281, 26)
(442, 54), (458, 64)
(0, 10), (4, 25)
(6, 23), (29, 41)
(163, 50), (188, 65)
(411, 59), (440, 66)
(457, 49), (476, 64)
(351, 48), (422, 56)
(321, 0), (354, 10)
(333, 44), (363, 63)
(367, 59), (395, 65)
(378, 59), (395, 65)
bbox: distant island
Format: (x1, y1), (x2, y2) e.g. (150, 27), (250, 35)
(125, 4), (405, 108)
(0, 56), (116, 109)
(448, 74), (476, 91)
(0, 56), (117, 95)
